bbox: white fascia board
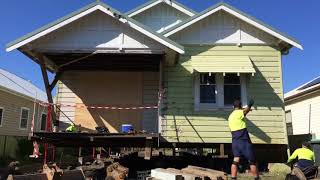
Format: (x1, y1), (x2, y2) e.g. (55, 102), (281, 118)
(163, 6), (223, 37)
(127, 1), (162, 17)
(6, 6), (109, 52)
(7, 4), (184, 54)
(128, 0), (195, 18)
(164, 5), (303, 50)
(168, 1), (195, 16)
(221, 6), (303, 50)
(127, 21), (184, 54)
(97, 6), (184, 54)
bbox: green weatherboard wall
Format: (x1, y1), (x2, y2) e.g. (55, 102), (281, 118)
(162, 45), (287, 144)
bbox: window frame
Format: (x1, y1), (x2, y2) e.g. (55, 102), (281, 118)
(40, 113), (47, 131)
(0, 107), (4, 127)
(19, 107), (30, 130)
(197, 72), (218, 106)
(194, 72), (247, 111)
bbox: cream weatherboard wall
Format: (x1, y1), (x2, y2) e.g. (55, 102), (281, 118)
(0, 89), (47, 137)
(285, 91), (320, 139)
(161, 45), (287, 144)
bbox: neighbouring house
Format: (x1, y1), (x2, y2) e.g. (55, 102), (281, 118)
(285, 76), (320, 140)
(6, 1), (303, 162)
(0, 68), (47, 158)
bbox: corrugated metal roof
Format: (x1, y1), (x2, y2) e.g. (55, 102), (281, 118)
(191, 56), (256, 74)
(285, 76), (320, 99)
(0, 69), (47, 102)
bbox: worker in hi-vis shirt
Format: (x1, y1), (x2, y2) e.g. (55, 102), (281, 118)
(66, 124), (76, 132)
(287, 142), (315, 180)
(228, 99), (260, 180)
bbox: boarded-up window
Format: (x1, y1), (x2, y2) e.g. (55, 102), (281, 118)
(200, 73), (216, 103)
(224, 74), (241, 105)
(40, 113), (47, 131)
(286, 110), (293, 135)
(0, 108), (3, 126)
(20, 108), (29, 129)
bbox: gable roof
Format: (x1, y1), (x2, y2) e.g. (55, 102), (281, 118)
(285, 76), (320, 101)
(162, 2), (303, 50)
(0, 68), (47, 102)
(126, 0), (196, 17)
(6, 1), (184, 54)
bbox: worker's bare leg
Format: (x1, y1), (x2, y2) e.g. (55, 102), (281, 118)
(231, 157), (240, 179)
(292, 167), (307, 180)
(249, 163), (260, 179)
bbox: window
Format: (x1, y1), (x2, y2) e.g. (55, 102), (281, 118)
(195, 73), (247, 110)
(286, 110), (293, 135)
(40, 113), (47, 131)
(200, 73), (216, 104)
(0, 108), (3, 126)
(224, 74), (241, 105)
(19, 108), (29, 129)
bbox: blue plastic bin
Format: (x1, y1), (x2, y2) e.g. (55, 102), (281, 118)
(121, 124), (133, 133)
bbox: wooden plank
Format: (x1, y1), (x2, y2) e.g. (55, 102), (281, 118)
(187, 166), (227, 179)
(166, 168), (202, 180)
(181, 167), (222, 180)
(151, 168), (184, 180)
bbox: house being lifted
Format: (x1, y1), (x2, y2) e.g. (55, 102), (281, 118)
(6, 0), (302, 162)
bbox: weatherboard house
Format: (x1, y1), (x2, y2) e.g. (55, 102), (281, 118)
(285, 76), (320, 139)
(0, 69), (47, 157)
(6, 1), (302, 161)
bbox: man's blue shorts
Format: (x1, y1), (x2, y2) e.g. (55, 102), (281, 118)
(232, 139), (255, 162)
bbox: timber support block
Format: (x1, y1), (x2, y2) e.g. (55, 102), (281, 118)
(144, 137), (153, 160)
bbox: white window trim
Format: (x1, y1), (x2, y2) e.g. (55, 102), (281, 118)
(194, 73), (247, 111)
(40, 113), (47, 131)
(0, 107), (4, 127)
(19, 107), (30, 130)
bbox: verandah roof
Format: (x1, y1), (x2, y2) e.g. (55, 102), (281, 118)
(191, 56), (256, 74)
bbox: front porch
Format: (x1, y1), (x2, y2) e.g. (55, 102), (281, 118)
(51, 53), (164, 134)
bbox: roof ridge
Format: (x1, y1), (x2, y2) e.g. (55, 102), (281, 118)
(161, 1), (301, 49)
(125, 0), (197, 17)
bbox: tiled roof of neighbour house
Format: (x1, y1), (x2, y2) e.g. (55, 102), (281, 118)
(125, 0), (197, 17)
(161, 2), (303, 50)
(6, 1), (184, 54)
(0, 68), (47, 102)
(285, 76), (320, 101)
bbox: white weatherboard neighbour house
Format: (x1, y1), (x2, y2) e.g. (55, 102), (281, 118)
(6, 1), (303, 162)
(285, 76), (320, 139)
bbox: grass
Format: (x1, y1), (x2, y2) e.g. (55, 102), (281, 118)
(230, 163), (291, 180)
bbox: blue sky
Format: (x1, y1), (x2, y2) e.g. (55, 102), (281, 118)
(0, 0), (319, 93)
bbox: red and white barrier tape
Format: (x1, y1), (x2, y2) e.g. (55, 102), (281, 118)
(38, 101), (158, 110)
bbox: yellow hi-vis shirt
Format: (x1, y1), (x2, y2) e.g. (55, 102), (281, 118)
(66, 125), (76, 132)
(228, 109), (246, 132)
(288, 147), (315, 163)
